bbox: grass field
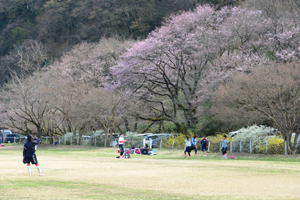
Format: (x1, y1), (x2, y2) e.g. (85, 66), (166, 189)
(1, 145), (300, 200)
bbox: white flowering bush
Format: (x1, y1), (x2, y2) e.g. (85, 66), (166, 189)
(292, 134), (300, 154)
(227, 125), (280, 153)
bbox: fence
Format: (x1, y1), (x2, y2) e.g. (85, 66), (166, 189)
(208, 141), (300, 155)
(9, 136), (300, 154)
(11, 137), (27, 144)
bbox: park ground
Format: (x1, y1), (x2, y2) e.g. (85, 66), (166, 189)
(0, 145), (300, 200)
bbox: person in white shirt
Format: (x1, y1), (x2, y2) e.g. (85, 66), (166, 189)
(118, 134), (126, 158)
(184, 136), (192, 158)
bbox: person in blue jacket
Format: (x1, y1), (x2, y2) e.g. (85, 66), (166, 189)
(23, 134), (44, 176)
(191, 135), (197, 155)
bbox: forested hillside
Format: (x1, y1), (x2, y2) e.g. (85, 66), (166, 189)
(0, 0), (242, 84)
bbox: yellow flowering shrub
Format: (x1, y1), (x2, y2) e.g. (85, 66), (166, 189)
(162, 132), (195, 149)
(257, 136), (284, 154)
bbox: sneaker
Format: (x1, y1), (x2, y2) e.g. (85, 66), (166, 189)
(189, 156), (191, 158)
(29, 173), (32, 176)
(184, 155), (187, 158)
(195, 153), (198, 155)
(39, 173), (45, 176)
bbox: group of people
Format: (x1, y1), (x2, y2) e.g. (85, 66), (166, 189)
(22, 133), (228, 176)
(184, 135), (207, 158)
(117, 133), (228, 159)
(184, 135), (228, 159)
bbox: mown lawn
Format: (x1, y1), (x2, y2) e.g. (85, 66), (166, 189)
(0, 145), (300, 199)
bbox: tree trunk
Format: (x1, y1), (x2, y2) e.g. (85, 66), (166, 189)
(92, 130), (96, 146)
(134, 117), (138, 132)
(37, 126), (42, 140)
(159, 121), (162, 133)
(105, 129), (111, 147)
(124, 118), (130, 132)
(78, 128), (83, 145)
(174, 122), (187, 135)
(73, 130), (77, 145)
(109, 130), (113, 147)
(118, 126), (124, 134)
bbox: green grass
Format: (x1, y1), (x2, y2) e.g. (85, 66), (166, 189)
(4, 143), (300, 162)
(2, 179), (280, 200)
(1, 145), (300, 200)
(34, 145), (300, 162)
(1, 179), (204, 200)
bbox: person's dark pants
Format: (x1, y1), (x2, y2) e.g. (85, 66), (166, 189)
(25, 153), (38, 164)
(222, 147), (227, 155)
(184, 146), (192, 156)
(119, 144), (124, 156)
(192, 146), (197, 154)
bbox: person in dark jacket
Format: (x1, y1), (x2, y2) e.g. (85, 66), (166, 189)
(200, 136), (208, 156)
(23, 134), (44, 176)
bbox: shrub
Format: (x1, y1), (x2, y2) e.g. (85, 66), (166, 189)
(230, 125), (279, 153)
(257, 136), (284, 154)
(162, 132), (195, 149)
(297, 144), (300, 154)
(207, 133), (232, 153)
(206, 125), (282, 153)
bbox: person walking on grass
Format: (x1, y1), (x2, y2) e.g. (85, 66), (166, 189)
(222, 135), (228, 159)
(184, 136), (192, 158)
(23, 134), (44, 176)
(118, 134), (126, 158)
(191, 135), (197, 155)
(201, 136), (208, 156)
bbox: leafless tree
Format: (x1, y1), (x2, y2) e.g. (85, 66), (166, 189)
(82, 88), (131, 147)
(213, 63), (300, 155)
(0, 72), (53, 138)
(5, 40), (48, 76)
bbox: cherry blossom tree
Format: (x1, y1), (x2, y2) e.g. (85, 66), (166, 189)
(53, 37), (133, 87)
(112, 5), (270, 133)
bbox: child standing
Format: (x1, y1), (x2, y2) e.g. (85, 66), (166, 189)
(191, 135), (197, 155)
(222, 135), (228, 159)
(23, 134), (44, 176)
(201, 136), (208, 156)
(184, 136), (192, 158)
(118, 134), (126, 158)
